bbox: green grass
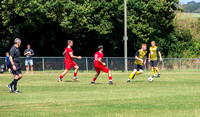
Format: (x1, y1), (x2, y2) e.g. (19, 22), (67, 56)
(0, 71), (200, 117)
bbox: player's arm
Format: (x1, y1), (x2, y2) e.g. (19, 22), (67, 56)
(144, 56), (147, 65)
(9, 50), (16, 70)
(135, 51), (143, 63)
(148, 53), (151, 62)
(157, 48), (162, 62)
(24, 50), (30, 55)
(69, 53), (82, 59)
(63, 50), (66, 56)
(5, 58), (7, 63)
(30, 50), (34, 56)
(98, 58), (106, 66)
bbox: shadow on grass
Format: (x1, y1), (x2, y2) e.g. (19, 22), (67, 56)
(134, 81), (145, 82)
(64, 80), (73, 82)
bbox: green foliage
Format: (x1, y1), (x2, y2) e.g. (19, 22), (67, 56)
(0, 0), (198, 58)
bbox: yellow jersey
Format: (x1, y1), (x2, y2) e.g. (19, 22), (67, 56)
(149, 46), (160, 61)
(134, 49), (147, 65)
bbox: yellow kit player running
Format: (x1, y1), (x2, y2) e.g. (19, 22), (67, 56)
(127, 44), (147, 82)
(148, 41), (162, 78)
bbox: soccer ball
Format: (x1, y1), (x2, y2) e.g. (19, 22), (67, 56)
(148, 77), (153, 82)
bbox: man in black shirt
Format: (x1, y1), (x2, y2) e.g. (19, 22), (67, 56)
(7, 38), (23, 93)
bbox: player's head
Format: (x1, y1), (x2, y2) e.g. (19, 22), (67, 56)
(151, 41), (155, 47)
(68, 40), (73, 47)
(27, 44), (31, 49)
(98, 45), (103, 52)
(5, 52), (9, 56)
(142, 44), (147, 50)
(14, 38), (21, 47)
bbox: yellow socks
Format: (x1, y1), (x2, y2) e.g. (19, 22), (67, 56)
(152, 68), (155, 75)
(136, 71), (140, 75)
(129, 73), (134, 79)
(155, 68), (159, 73)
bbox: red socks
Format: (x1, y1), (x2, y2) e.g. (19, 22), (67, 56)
(74, 73), (77, 76)
(109, 76), (112, 81)
(60, 75), (63, 79)
(93, 78), (96, 82)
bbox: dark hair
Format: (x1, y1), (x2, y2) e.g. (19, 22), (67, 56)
(27, 44), (30, 46)
(98, 45), (103, 50)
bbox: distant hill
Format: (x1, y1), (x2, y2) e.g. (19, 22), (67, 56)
(182, 1), (200, 13)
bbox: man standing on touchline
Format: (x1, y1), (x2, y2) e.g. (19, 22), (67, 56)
(24, 44), (34, 74)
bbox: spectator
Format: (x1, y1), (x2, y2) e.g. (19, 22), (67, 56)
(5, 52), (11, 73)
(24, 44), (34, 74)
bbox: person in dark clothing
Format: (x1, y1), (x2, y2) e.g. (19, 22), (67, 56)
(7, 38), (23, 93)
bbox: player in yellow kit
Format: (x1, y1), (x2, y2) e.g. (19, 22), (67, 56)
(148, 41), (162, 78)
(127, 44), (147, 82)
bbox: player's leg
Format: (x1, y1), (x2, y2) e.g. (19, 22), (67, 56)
(108, 70), (113, 84)
(154, 61), (160, 77)
(150, 61), (156, 77)
(100, 66), (113, 84)
(138, 69), (143, 74)
(58, 61), (71, 82)
(58, 69), (69, 82)
(127, 69), (137, 82)
(30, 60), (34, 74)
(128, 64), (140, 81)
(25, 60), (29, 74)
(91, 67), (100, 84)
(8, 68), (11, 73)
(7, 64), (22, 93)
(91, 73), (100, 84)
(73, 65), (79, 80)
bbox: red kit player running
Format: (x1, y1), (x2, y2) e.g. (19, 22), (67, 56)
(91, 45), (113, 84)
(57, 40), (82, 82)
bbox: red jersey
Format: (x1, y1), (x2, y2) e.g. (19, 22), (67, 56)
(65, 46), (73, 61)
(94, 51), (104, 67)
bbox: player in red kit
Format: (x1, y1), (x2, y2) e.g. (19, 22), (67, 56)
(91, 45), (113, 84)
(57, 40), (82, 82)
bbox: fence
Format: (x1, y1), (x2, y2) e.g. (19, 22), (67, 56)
(0, 57), (199, 72)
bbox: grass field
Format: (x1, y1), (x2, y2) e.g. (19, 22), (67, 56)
(0, 71), (200, 117)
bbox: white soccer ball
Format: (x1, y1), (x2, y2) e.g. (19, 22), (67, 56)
(148, 77), (153, 82)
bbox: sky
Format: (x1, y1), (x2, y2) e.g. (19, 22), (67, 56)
(179, 0), (200, 4)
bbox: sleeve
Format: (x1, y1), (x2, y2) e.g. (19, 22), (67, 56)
(68, 48), (73, 54)
(10, 48), (15, 57)
(135, 51), (139, 57)
(157, 47), (160, 52)
(31, 49), (34, 55)
(24, 49), (27, 54)
(5, 57), (7, 61)
(99, 54), (103, 60)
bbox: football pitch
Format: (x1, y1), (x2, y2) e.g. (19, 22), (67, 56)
(0, 71), (200, 117)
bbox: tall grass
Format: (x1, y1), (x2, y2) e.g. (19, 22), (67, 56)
(174, 12), (200, 42)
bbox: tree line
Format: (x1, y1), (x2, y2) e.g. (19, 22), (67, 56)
(0, 0), (199, 58)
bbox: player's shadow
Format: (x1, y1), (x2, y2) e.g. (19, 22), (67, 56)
(93, 83), (103, 84)
(134, 81), (145, 82)
(64, 80), (73, 82)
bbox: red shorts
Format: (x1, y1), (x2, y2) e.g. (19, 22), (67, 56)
(65, 60), (77, 70)
(95, 65), (109, 74)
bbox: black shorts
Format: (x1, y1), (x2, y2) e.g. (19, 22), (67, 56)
(150, 60), (157, 67)
(133, 64), (143, 71)
(10, 62), (22, 75)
